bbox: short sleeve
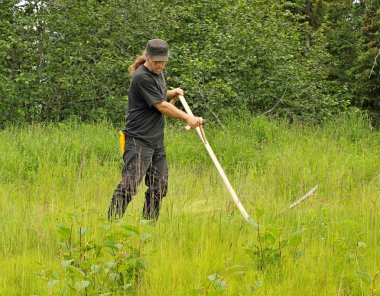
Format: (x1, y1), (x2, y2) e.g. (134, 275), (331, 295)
(134, 74), (165, 107)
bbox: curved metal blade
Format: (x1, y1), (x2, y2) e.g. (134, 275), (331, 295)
(288, 184), (319, 209)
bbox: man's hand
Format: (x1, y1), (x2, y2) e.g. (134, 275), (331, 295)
(185, 115), (203, 129)
(167, 88), (184, 103)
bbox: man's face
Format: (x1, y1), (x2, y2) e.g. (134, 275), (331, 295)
(146, 57), (167, 74)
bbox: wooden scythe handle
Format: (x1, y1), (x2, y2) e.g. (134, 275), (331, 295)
(176, 95), (255, 226)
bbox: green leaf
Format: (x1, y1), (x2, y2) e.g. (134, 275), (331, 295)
(288, 228), (306, 247)
(121, 224), (140, 234)
(67, 265), (85, 278)
(122, 284), (132, 291)
(105, 261), (117, 269)
(207, 274), (227, 290)
(104, 242), (123, 250)
(48, 279), (59, 289)
(100, 223), (111, 232)
(75, 280), (91, 291)
(62, 259), (75, 269)
(141, 233), (152, 243)
(108, 272), (120, 282)
(118, 264), (130, 273)
(262, 232), (277, 245)
(247, 280), (263, 292)
(355, 271), (373, 285)
(57, 224), (71, 240)
(66, 212), (76, 222)
(79, 227), (88, 237)
(288, 235), (302, 248)
(89, 264), (101, 274)
(266, 227), (281, 238)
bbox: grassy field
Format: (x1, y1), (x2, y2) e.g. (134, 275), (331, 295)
(0, 114), (379, 295)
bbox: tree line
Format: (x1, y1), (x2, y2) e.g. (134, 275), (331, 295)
(0, 0), (379, 128)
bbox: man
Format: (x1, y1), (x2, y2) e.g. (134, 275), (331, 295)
(108, 39), (202, 220)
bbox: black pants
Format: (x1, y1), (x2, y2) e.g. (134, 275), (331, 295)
(108, 136), (168, 220)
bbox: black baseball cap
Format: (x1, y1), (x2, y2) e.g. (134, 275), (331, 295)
(146, 39), (169, 61)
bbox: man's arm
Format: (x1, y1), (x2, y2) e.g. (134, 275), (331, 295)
(154, 101), (202, 129)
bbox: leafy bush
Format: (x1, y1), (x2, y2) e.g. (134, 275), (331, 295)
(38, 213), (150, 295)
(1, 0), (367, 127)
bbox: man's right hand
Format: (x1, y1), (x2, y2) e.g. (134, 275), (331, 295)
(186, 116), (203, 129)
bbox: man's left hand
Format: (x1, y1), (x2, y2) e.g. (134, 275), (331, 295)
(167, 88), (184, 102)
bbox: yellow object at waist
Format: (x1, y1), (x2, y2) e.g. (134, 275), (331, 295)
(119, 131), (126, 155)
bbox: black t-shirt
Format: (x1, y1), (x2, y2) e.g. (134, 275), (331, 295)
(125, 65), (167, 148)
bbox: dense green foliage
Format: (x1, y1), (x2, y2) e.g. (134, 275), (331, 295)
(0, 115), (379, 294)
(0, 0), (379, 126)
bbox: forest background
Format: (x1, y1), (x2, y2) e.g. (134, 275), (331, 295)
(0, 0), (379, 127)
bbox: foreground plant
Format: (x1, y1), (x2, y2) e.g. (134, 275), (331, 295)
(38, 213), (150, 295)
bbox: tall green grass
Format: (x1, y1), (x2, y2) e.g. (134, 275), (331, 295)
(0, 113), (379, 295)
